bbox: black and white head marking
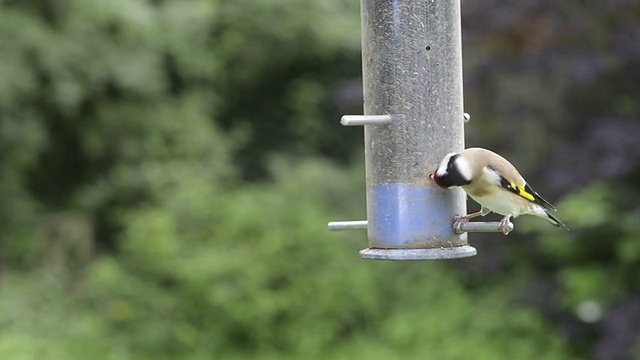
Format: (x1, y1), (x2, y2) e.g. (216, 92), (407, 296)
(432, 152), (472, 188)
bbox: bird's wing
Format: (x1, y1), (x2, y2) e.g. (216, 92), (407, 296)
(524, 183), (557, 211)
(498, 176), (557, 211)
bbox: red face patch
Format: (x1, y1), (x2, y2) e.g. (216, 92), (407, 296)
(431, 172), (450, 190)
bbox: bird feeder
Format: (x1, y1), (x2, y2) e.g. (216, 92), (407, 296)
(329, 0), (510, 260)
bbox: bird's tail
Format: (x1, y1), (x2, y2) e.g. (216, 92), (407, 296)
(544, 209), (570, 231)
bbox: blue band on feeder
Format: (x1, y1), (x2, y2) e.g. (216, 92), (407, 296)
(368, 183), (467, 248)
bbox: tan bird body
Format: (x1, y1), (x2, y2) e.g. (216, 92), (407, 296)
(432, 147), (568, 234)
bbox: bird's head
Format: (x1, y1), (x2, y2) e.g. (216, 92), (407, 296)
(430, 152), (472, 189)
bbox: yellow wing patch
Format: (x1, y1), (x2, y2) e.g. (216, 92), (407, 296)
(513, 183), (535, 202)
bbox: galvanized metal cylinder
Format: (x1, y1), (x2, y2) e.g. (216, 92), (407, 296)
(360, 0), (476, 260)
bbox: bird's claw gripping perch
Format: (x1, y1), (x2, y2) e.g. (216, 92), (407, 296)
(453, 214), (470, 226)
(452, 207), (488, 233)
(452, 213), (514, 235)
(498, 215), (514, 235)
(452, 215), (468, 234)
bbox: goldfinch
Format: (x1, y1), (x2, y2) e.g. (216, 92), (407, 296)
(430, 147), (569, 234)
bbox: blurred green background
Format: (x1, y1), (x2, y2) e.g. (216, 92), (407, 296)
(1, 0), (639, 359)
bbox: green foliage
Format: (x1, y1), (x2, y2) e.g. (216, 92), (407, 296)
(0, 0), (232, 259)
(213, 0), (362, 178)
(0, 118), (44, 266)
(513, 178), (640, 359)
(0, 159), (574, 359)
(528, 182), (640, 309)
(75, 96), (234, 212)
(0, 273), (114, 360)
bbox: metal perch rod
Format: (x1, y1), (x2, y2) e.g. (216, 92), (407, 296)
(328, 220), (514, 234)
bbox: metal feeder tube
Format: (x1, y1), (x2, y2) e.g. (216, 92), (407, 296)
(359, 0), (475, 260)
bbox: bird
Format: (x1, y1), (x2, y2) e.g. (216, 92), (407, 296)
(429, 147), (569, 235)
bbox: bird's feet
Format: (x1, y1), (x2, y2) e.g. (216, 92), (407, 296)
(498, 215), (514, 235)
(453, 213), (470, 223)
(452, 215), (470, 234)
(453, 208), (489, 233)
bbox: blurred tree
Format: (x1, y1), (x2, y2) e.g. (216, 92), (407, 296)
(0, 0), (232, 257)
(460, 1), (640, 358)
(0, 159), (571, 359)
(213, 0), (363, 179)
